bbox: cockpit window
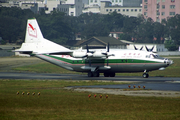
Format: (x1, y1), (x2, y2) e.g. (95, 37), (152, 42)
(146, 54), (158, 58)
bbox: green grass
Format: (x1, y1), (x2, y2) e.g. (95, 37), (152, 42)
(13, 58), (180, 77)
(0, 80), (180, 120)
(13, 62), (78, 74)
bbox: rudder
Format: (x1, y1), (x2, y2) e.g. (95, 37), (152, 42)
(25, 18), (44, 43)
(14, 18), (72, 54)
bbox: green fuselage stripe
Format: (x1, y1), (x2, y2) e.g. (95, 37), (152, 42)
(44, 54), (161, 65)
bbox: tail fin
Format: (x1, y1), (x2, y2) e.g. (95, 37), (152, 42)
(15, 18), (71, 54)
(25, 18), (44, 43)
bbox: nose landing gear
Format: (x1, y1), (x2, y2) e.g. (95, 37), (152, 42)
(143, 70), (149, 78)
(142, 73), (149, 78)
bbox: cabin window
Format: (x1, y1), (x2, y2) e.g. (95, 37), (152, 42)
(72, 61), (74, 63)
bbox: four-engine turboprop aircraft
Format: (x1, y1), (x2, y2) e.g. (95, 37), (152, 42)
(14, 18), (173, 78)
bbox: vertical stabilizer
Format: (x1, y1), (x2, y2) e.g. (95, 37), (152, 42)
(15, 18), (72, 54)
(25, 18), (44, 43)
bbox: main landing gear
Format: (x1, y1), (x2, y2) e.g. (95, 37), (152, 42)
(88, 72), (100, 77)
(104, 72), (115, 77)
(87, 72), (116, 77)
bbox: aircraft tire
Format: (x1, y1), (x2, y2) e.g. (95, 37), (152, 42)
(142, 73), (149, 78)
(104, 73), (109, 77)
(88, 72), (93, 77)
(93, 72), (100, 77)
(109, 72), (115, 77)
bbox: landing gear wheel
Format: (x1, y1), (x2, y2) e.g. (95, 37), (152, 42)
(109, 72), (115, 77)
(142, 73), (149, 78)
(104, 73), (109, 77)
(88, 72), (99, 77)
(93, 72), (100, 77)
(104, 72), (115, 77)
(88, 72), (93, 77)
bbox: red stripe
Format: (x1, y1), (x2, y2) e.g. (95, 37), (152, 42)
(28, 23), (34, 30)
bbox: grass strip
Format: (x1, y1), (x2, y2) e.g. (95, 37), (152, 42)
(0, 80), (180, 120)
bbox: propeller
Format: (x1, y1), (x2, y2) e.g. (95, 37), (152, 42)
(82, 44), (94, 58)
(85, 43), (114, 66)
(134, 45), (143, 50)
(134, 45), (138, 50)
(145, 46), (154, 52)
(102, 43), (115, 66)
(140, 46), (143, 50)
(84, 44), (93, 66)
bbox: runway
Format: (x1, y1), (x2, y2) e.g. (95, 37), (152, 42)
(0, 72), (180, 92)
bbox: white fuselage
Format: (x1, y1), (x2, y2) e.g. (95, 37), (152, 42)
(36, 49), (172, 73)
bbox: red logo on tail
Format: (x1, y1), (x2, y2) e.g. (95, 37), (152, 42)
(28, 23), (34, 30)
(28, 23), (37, 38)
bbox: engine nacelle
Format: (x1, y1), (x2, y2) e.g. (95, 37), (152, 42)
(71, 51), (112, 58)
(71, 51), (87, 58)
(93, 51), (106, 58)
(71, 51), (93, 58)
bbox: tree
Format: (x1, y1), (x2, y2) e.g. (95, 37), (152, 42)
(166, 14), (180, 45)
(136, 18), (154, 43)
(0, 7), (34, 43)
(165, 40), (178, 51)
(37, 10), (74, 44)
(153, 22), (165, 43)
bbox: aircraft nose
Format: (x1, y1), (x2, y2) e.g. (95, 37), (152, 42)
(164, 59), (173, 66)
(169, 60), (174, 65)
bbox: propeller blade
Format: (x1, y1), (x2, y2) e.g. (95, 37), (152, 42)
(145, 46), (149, 52)
(134, 45), (138, 50)
(150, 46), (154, 51)
(102, 43), (110, 57)
(107, 43), (110, 52)
(140, 46), (143, 50)
(86, 44), (89, 53)
(107, 58), (109, 66)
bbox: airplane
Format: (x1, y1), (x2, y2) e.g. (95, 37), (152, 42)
(14, 18), (173, 78)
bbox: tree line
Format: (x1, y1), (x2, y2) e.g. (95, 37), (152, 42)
(0, 7), (180, 51)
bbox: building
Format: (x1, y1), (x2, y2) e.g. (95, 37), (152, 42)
(44, 0), (60, 14)
(142, 0), (180, 22)
(0, 0), (40, 13)
(100, 1), (142, 17)
(127, 43), (168, 52)
(57, 0), (83, 16)
(83, 0), (123, 14)
(123, 0), (142, 7)
(88, 0), (123, 7)
(83, 0), (142, 16)
(79, 36), (127, 49)
(109, 32), (123, 39)
(83, 4), (100, 13)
